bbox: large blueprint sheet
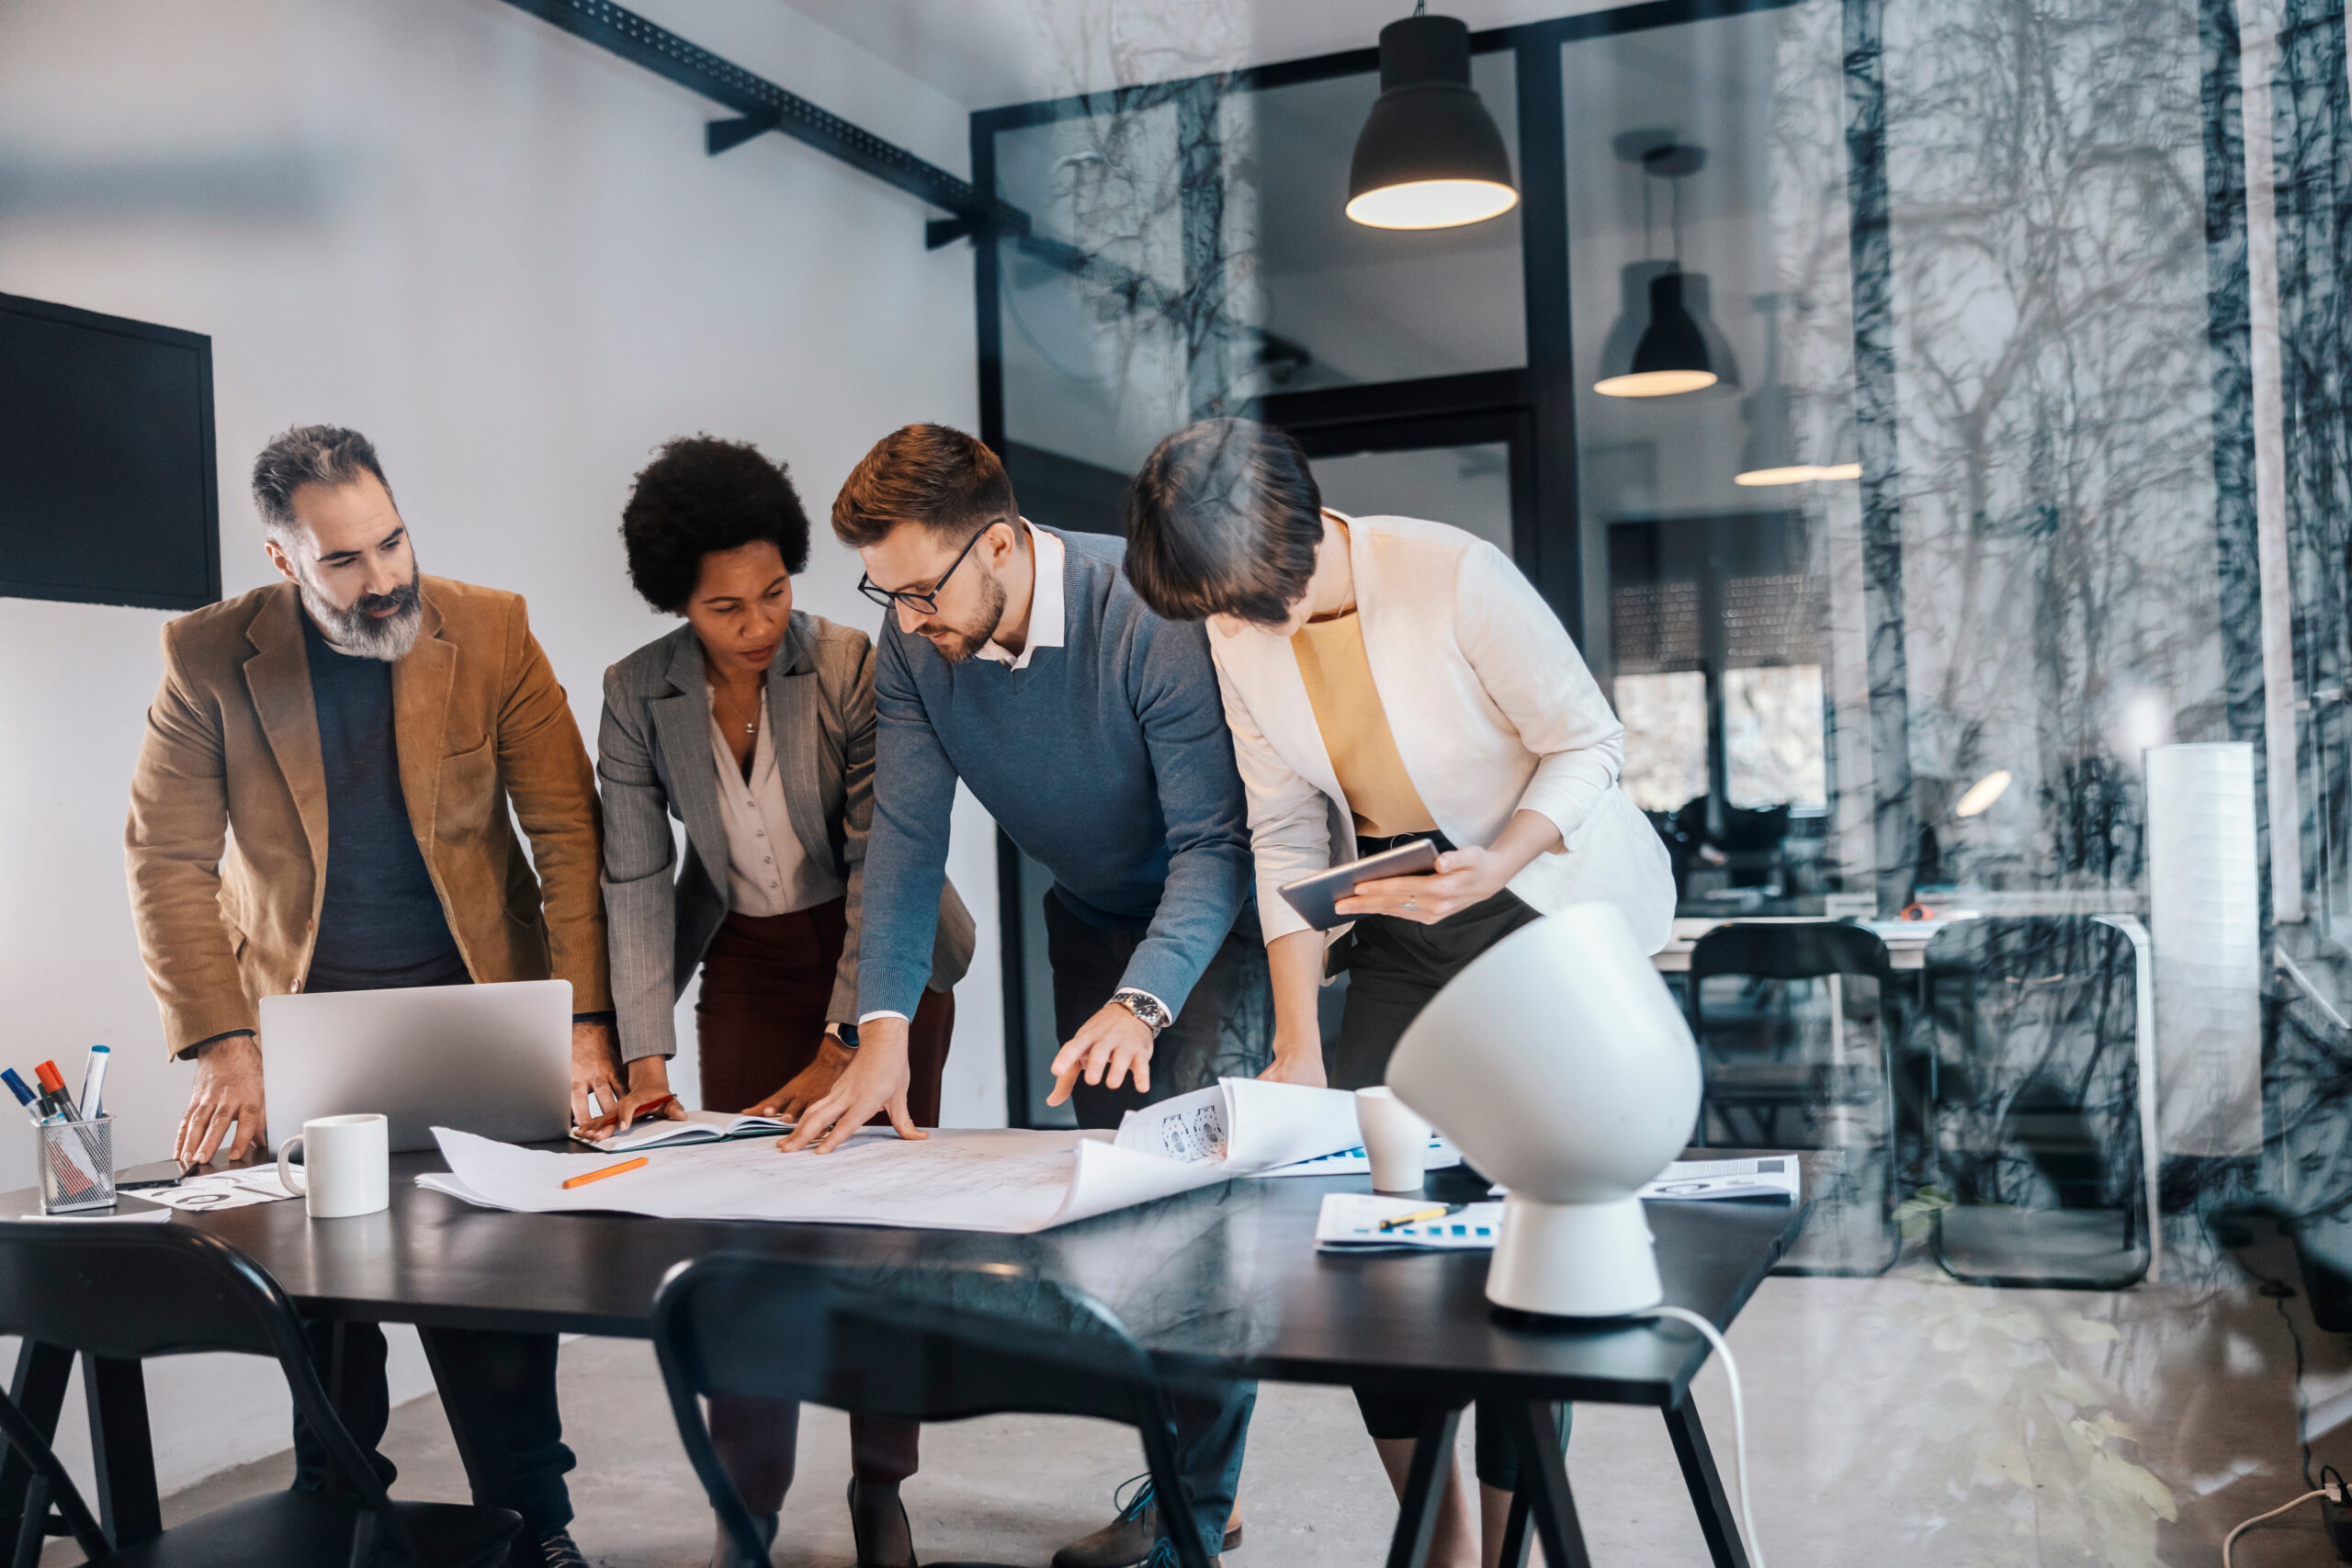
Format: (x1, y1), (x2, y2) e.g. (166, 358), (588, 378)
(422, 1126), (1227, 1234)
(421, 1079), (1371, 1234)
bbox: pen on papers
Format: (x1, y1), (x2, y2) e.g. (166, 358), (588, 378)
(575, 1094), (677, 1139)
(561, 1156), (649, 1190)
(1375, 1203), (1467, 1233)
(78, 1046), (110, 1122)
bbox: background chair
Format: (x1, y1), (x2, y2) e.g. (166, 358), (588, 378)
(1919, 915), (2151, 1289)
(653, 1255), (1218, 1568)
(1684, 920), (1904, 1275)
(0, 1222), (516, 1568)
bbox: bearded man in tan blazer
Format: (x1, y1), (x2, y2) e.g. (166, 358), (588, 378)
(123, 423), (609, 1568)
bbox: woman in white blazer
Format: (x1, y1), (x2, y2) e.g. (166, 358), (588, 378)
(1125, 417), (1676, 1568)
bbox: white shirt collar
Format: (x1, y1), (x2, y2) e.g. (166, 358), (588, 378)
(973, 520), (1064, 672)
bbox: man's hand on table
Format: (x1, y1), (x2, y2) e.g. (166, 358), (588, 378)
(569, 1019), (626, 1130)
(573, 1055), (692, 1139)
(1046, 1002), (1154, 1107)
(777, 1017), (924, 1155)
(176, 1032), (267, 1166)
(746, 1037), (855, 1122)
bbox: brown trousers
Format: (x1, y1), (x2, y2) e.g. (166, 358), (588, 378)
(694, 901), (955, 1122)
(695, 901), (956, 1504)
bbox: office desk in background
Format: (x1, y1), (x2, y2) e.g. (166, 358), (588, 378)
(0, 1150), (1813, 1568)
(1653, 916), (1940, 973)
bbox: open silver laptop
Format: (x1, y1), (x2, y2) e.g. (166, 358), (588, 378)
(258, 980), (572, 1154)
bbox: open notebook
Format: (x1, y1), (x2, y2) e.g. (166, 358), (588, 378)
(572, 1109), (791, 1154)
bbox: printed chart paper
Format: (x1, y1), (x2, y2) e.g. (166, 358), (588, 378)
(1259, 1134), (1462, 1179)
(1112, 1079), (1363, 1170)
(1316, 1193), (1504, 1251)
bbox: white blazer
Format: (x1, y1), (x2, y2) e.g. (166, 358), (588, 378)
(1212, 513), (1676, 952)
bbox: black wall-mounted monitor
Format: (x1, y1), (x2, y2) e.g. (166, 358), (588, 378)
(0, 292), (220, 611)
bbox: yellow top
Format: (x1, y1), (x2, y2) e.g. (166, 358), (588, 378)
(1290, 608), (1438, 839)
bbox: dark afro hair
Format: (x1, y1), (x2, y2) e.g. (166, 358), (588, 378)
(620, 436), (812, 613)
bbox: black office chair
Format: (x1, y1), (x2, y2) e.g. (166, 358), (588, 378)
(653, 1255), (1216, 1568)
(1920, 916), (2150, 1289)
(1686, 920), (1903, 1275)
(0, 1223), (517, 1568)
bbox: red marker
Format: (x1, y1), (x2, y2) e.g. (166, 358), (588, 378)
(31, 1061), (75, 1120)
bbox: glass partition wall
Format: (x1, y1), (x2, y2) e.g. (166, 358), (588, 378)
(967, 1), (2352, 1556)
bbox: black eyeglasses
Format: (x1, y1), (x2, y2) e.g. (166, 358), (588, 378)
(857, 519), (1006, 615)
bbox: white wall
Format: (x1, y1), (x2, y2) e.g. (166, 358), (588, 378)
(0, 0), (995, 1495)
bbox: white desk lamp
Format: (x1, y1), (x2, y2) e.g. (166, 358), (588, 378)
(1386, 902), (1702, 1318)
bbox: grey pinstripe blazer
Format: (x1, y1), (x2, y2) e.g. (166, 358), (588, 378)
(596, 612), (976, 1063)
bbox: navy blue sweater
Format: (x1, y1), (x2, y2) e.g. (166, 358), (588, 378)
(857, 527), (1252, 1021)
(301, 614), (470, 993)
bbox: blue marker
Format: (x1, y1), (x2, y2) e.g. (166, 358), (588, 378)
(0, 1069), (42, 1125)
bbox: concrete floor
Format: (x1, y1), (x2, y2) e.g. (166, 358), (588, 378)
(60, 1225), (2352, 1567)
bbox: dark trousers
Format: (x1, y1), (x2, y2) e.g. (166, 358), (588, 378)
(1042, 889), (1270, 1556)
(695, 900), (955, 1122)
(1336, 887), (1568, 1492)
(695, 901), (954, 1507)
(1042, 890), (1272, 1124)
(292, 1321), (575, 1539)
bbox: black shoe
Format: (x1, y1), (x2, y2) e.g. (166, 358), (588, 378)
(513, 1529), (591, 1568)
(1051, 1475), (1240, 1568)
(848, 1477), (918, 1567)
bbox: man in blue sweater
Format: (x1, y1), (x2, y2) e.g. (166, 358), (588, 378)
(781, 423), (1266, 1568)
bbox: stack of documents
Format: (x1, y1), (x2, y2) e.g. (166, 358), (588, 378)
(1487, 1156), (1802, 1204)
(1634, 1156), (1800, 1203)
(1316, 1193), (1505, 1251)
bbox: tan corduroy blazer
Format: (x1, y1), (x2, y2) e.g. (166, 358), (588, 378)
(125, 576), (612, 1055)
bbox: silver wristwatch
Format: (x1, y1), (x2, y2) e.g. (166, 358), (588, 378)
(1110, 988), (1172, 1036)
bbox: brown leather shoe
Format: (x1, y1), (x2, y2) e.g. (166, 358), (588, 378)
(1050, 1478), (1240, 1568)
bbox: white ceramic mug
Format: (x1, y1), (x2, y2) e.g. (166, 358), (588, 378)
(277, 1113), (390, 1219)
(1356, 1086), (1431, 1194)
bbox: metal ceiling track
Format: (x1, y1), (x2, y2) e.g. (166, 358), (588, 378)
(496, 0), (1029, 250)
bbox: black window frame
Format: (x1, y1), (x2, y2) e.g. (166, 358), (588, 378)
(969, 0), (1808, 1124)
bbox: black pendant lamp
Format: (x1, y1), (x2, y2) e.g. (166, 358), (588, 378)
(1594, 141), (1735, 398)
(1346, 7), (1518, 231)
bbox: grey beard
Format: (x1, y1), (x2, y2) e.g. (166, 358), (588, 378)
(301, 569), (424, 661)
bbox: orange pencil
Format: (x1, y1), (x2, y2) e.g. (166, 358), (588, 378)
(561, 1156), (648, 1190)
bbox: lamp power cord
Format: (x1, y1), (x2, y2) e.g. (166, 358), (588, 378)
(1640, 1305), (1765, 1568)
(2222, 1466), (2351, 1566)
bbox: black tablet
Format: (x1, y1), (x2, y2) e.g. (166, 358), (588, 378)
(1277, 839), (1441, 931)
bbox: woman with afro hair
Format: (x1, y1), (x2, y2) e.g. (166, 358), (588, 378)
(595, 434), (973, 1568)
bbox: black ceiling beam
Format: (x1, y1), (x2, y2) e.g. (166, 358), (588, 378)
(496, 0), (1030, 239)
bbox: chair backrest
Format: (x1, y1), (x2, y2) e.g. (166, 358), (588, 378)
(0, 1223), (419, 1561)
(1920, 916), (2142, 1212)
(653, 1254), (1212, 1568)
(1688, 920), (1894, 985)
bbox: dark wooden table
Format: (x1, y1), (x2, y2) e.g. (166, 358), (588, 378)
(3, 1149), (1807, 1568)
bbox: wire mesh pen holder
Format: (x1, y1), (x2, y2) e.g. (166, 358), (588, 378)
(38, 1116), (115, 1214)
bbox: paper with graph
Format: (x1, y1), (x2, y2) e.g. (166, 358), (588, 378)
(420, 1080), (1368, 1235)
(1111, 1079), (1363, 1170)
